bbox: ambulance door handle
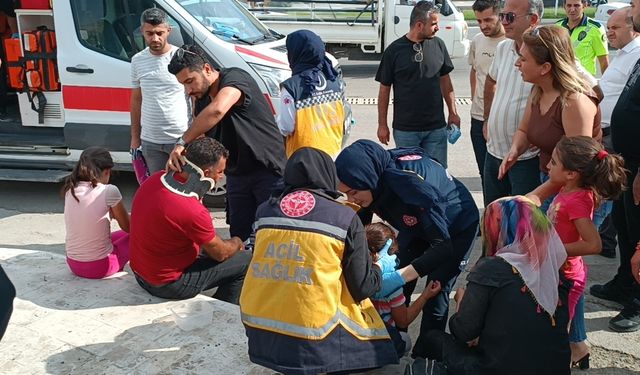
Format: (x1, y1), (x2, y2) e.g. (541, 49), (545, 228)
(66, 66), (94, 74)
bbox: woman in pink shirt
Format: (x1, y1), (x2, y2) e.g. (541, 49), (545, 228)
(528, 136), (626, 369)
(63, 147), (130, 279)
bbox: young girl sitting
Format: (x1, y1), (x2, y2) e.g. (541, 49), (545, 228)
(366, 222), (441, 356)
(528, 136), (627, 370)
(63, 147), (131, 279)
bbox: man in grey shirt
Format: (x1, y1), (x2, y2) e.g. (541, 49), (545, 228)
(130, 8), (189, 173)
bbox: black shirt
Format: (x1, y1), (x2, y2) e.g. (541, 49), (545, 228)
(375, 36), (454, 132)
(0, 0), (16, 17)
(611, 57), (640, 162)
(196, 68), (286, 176)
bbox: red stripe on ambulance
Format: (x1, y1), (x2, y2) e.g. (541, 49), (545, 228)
(63, 86), (131, 112)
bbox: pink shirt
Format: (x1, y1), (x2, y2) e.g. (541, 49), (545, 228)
(547, 189), (594, 282)
(64, 182), (122, 262)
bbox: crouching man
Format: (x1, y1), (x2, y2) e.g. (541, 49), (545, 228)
(131, 138), (250, 304)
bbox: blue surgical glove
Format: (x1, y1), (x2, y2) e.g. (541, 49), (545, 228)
(372, 270), (406, 300)
(374, 239), (396, 274)
(11, 33), (18, 39)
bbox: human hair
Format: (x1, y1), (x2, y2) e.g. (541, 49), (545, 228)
(62, 147), (114, 203)
(563, 0), (589, 5)
(528, 0), (544, 17)
(140, 8), (169, 27)
(365, 222), (399, 262)
(410, 1), (440, 27)
(168, 44), (207, 75)
(522, 25), (591, 107)
(555, 136), (627, 201)
(472, 0), (500, 13)
(185, 137), (229, 170)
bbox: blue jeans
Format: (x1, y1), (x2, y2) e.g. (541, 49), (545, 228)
(482, 153), (541, 206)
(470, 118), (486, 178)
(393, 127), (448, 168)
(569, 294), (587, 342)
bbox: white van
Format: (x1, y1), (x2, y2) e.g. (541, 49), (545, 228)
(0, 0), (298, 183)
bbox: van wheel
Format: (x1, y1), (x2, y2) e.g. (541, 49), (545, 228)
(203, 176), (226, 208)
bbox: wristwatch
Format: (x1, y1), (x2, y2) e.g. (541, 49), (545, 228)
(176, 136), (186, 147)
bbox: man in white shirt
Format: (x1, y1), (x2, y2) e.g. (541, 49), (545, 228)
(130, 8), (189, 173)
(468, 0), (505, 198)
(593, 7), (640, 258)
(481, 0), (544, 206)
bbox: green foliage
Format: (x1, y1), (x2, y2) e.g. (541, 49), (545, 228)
(462, 7), (596, 20)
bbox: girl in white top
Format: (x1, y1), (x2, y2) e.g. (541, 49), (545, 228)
(63, 147), (130, 279)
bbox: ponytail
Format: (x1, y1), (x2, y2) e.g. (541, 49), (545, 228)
(61, 147), (114, 202)
(555, 136), (627, 201)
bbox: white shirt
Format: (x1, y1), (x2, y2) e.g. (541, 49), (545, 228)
(277, 87), (296, 136)
(131, 46), (189, 144)
(468, 33), (505, 121)
(599, 37), (640, 129)
(486, 39), (539, 160)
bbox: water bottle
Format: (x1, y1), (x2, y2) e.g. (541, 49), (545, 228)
(447, 124), (461, 144)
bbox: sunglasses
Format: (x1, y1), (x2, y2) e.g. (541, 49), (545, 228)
(498, 12), (532, 24)
(530, 26), (551, 51)
(175, 47), (199, 59)
(413, 42), (423, 63)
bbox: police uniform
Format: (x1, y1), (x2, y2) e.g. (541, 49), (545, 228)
(280, 73), (345, 159)
(557, 15), (608, 75)
(240, 189), (398, 374)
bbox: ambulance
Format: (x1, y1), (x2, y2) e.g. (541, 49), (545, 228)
(0, 0), (305, 184)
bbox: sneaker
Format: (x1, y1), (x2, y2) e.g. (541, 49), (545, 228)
(609, 301), (640, 333)
(590, 278), (634, 305)
(0, 111), (10, 122)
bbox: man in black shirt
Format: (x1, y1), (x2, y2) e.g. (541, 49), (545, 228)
(375, 0), (460, 168)
(167, 45), (286, 241)
(590, 0), (640, 333)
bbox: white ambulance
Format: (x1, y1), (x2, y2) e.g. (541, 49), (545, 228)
(0, 0), (298, 183)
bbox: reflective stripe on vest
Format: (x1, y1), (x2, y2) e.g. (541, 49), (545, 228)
(241, 309), (390, 340)
(254, 216), (347, 240)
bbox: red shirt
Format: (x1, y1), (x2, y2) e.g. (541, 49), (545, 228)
(547, 188), (594, 282)
(130, 172), (216, 284)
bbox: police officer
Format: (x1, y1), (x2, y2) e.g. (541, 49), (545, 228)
(557, 0), (609, 76)
(240, 148), (398, 374)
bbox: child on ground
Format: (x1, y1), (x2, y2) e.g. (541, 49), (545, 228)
(63, 146), (131, 279)
(527, 136), (627, 370)
(366, 222), (442, 356)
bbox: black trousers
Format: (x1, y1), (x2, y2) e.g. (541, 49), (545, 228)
(0, 265), (16, 341)
(135, 250), (251, 304)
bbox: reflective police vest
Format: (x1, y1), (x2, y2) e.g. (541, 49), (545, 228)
(280, 73), (345, 158)
(240, 190), (388, 343)
(557, 16), (607, 76)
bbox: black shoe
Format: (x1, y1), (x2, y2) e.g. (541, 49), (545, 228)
(609, 301), (640, 332)
(599, 249), (616, 259)
(590, 278), (634, 305)
(0, 111), (10, 122)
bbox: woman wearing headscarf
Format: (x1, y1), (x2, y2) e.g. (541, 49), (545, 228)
(415, 196), (571, 375)
(335, 140), (479, 359)
(277, 30), (346, 158)
(240, 147), (398, 374)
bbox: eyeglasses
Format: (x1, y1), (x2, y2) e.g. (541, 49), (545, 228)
(413, 42), (423, 63)
(530, 26), (551, 51)
(498, 12), (532, 24)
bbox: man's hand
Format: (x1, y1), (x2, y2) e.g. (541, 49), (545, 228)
(448, 113), (461, 127)
(167, 145), (186, 172)
(632, 242), (640, 284)
(482, 121), (488, 141)
(633, 173), (640, 205)
(422, 280), (442, 299)
(377, 125), (390, 145)
(130, 137), (141, 150)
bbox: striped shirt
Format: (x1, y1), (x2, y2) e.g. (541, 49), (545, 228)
(486, 39), (538, 161)
(371, 288), (406, 327)
(131, 46), (189, 144)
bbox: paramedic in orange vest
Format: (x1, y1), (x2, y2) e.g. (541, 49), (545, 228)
(240, 148), (398, 374)
(277, 30), (346, 159)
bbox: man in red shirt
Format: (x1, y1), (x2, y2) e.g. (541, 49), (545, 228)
(131, 138), (250, 304)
